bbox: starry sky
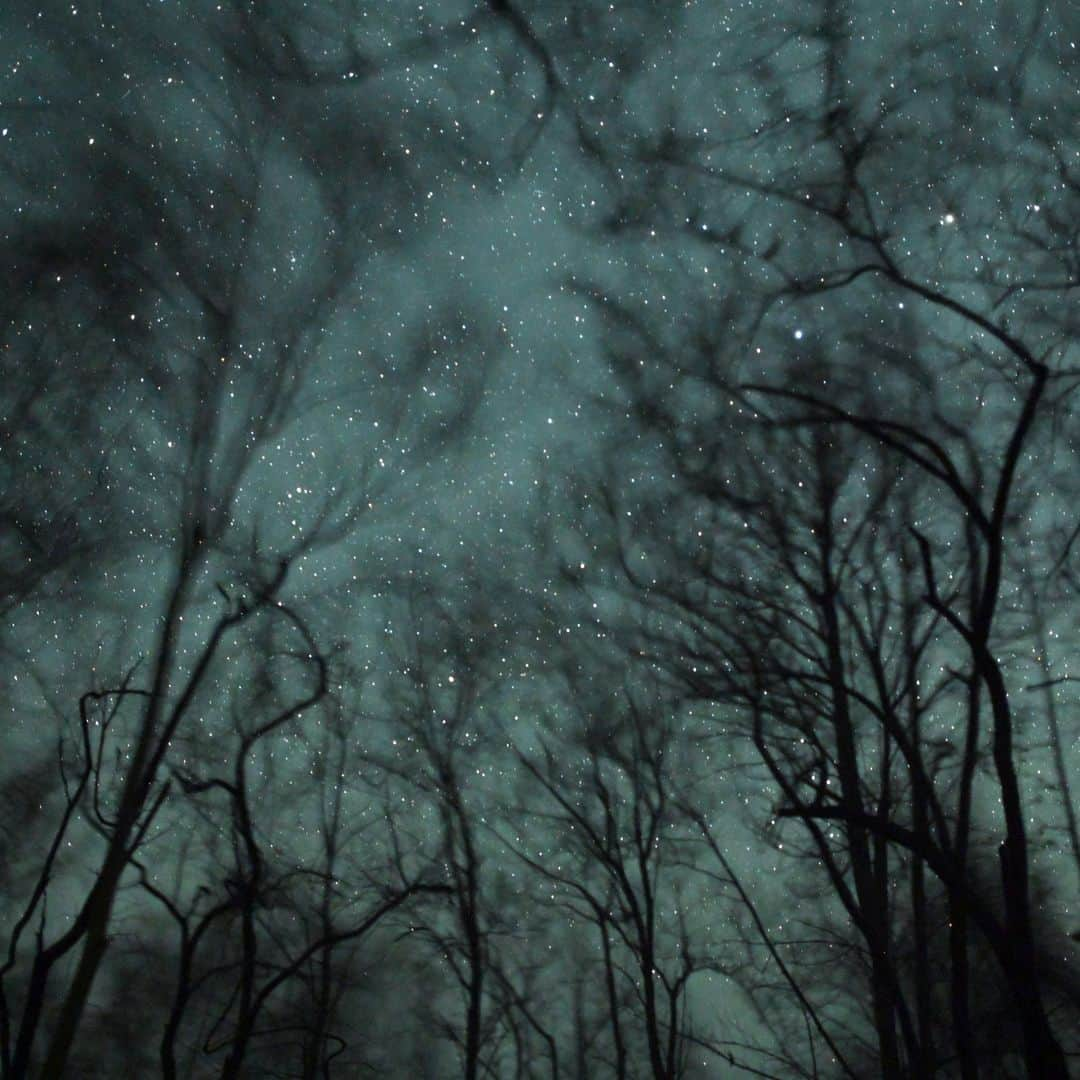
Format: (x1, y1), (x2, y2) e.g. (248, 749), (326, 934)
(1, 0), (1078, 1076)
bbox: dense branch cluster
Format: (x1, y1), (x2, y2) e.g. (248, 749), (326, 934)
(0, 1), (1076, 1078)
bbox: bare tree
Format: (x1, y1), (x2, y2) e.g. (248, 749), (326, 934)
(365, 589), (503, 1080)
(3, 0), (1074, 1074)
(498, 660), (734, 1080)
(0, 4), (496, 1075)
(566, 305), (1076, 1076)
(139, 684), (450, 1080)
(544, 0), (1078, 1074)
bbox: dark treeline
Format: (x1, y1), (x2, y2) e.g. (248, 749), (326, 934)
(0, 1), (1077, 1077)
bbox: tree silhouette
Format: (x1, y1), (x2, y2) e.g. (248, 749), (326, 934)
(1, 0), (1076, 1076)
(567, 95), (1075, 1080)
(0, 4), (495, 1076)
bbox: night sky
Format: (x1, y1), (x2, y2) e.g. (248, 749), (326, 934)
(1, 1), (1077, 1077)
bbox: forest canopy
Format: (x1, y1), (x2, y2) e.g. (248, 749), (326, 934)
(0, 1), (1077, 1078)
